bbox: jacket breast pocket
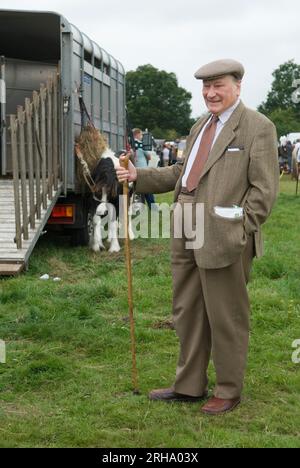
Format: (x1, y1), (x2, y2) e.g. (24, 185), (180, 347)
(223, 149), (246, 175)
(224, 149), (244, 157)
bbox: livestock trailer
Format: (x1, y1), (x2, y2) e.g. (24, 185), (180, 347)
(0, 9), (126, 274)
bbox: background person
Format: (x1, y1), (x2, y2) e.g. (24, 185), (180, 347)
(162, 144), (171, 167)
(133, 128), (156, 209)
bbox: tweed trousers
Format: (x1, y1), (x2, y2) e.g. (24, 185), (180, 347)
(171, 193), (254, 399)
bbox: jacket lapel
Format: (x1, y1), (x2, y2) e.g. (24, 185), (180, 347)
(199, 101), (245, 180)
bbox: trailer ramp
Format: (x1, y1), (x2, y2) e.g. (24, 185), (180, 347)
(0, 180), (62, 275)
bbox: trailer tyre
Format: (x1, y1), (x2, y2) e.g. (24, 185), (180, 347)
(70, 203), (95, 247)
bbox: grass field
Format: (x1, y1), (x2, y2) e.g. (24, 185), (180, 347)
(0, 176), (299, 448)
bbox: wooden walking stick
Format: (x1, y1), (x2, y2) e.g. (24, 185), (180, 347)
(120, 154), (140, 394)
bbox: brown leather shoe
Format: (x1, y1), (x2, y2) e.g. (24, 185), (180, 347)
(149, 387), (208, 403)
(201, 396), (241, 415)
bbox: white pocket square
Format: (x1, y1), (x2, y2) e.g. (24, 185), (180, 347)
(227, 148), (242, 153)
(227, 147), (244, 152)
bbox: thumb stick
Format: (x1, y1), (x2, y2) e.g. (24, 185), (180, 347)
(120, 155), (139, 394)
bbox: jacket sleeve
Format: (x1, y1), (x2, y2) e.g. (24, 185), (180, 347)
(135, 162), (183, 194)
(244, 120), (279, 235)
(134, 117), (205, 194)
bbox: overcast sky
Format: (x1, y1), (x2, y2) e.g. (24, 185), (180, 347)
(1, 0), (300, 117)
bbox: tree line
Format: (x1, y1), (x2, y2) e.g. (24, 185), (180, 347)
(126, 60), (300, 140)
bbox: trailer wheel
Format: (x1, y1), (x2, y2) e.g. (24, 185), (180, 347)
(70, 203), (95, 247)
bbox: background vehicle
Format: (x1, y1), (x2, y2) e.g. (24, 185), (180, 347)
(176, 139), (187, 161)
(287, 133), (300, 143)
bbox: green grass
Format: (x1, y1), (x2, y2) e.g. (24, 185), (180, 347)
(0, 176), (299, 448)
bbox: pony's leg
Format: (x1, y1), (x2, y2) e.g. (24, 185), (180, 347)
(128, 194), (135, 241)
(91, 212), (105, 252)
(92, 190), (108, 252)
(96, 189), (108, 216)
(107, 204), (121, 253)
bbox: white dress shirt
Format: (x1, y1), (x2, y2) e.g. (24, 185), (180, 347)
(182, 99), (241, 187)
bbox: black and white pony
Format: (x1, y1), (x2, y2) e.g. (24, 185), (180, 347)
(90, 148), (135, 253)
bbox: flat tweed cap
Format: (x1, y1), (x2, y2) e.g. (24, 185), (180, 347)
(194, 59), (245, 81)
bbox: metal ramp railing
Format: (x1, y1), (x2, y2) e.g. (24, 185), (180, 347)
(0, 71), (62, 275)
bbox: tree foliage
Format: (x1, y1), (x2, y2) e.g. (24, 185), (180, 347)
(126, 64), (193, 137)
(267, 108), (300, 138)
(258, 60), (300, 136)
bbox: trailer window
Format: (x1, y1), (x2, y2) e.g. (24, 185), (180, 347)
(84, 50), (93, 65)
(0, 11), (61, 63)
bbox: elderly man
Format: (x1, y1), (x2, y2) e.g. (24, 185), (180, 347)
(117, 59), (279, 415)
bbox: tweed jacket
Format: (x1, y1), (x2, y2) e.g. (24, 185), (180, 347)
(136, 102), (279, 269)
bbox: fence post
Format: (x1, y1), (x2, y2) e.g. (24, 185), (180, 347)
(1, 56), (7, 175)
(17, 105), (29, 240)
(47, 78), (53, 201)
(10, 114), (22, 249)
(53, 72), (59, 190)
(25, 98), (35, 229)
(40, 83), (47, 210)
(33, 91), (41, 220)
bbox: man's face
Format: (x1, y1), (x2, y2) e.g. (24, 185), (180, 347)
(135, 132), (143, 141)
(202, 75), (241, 115)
